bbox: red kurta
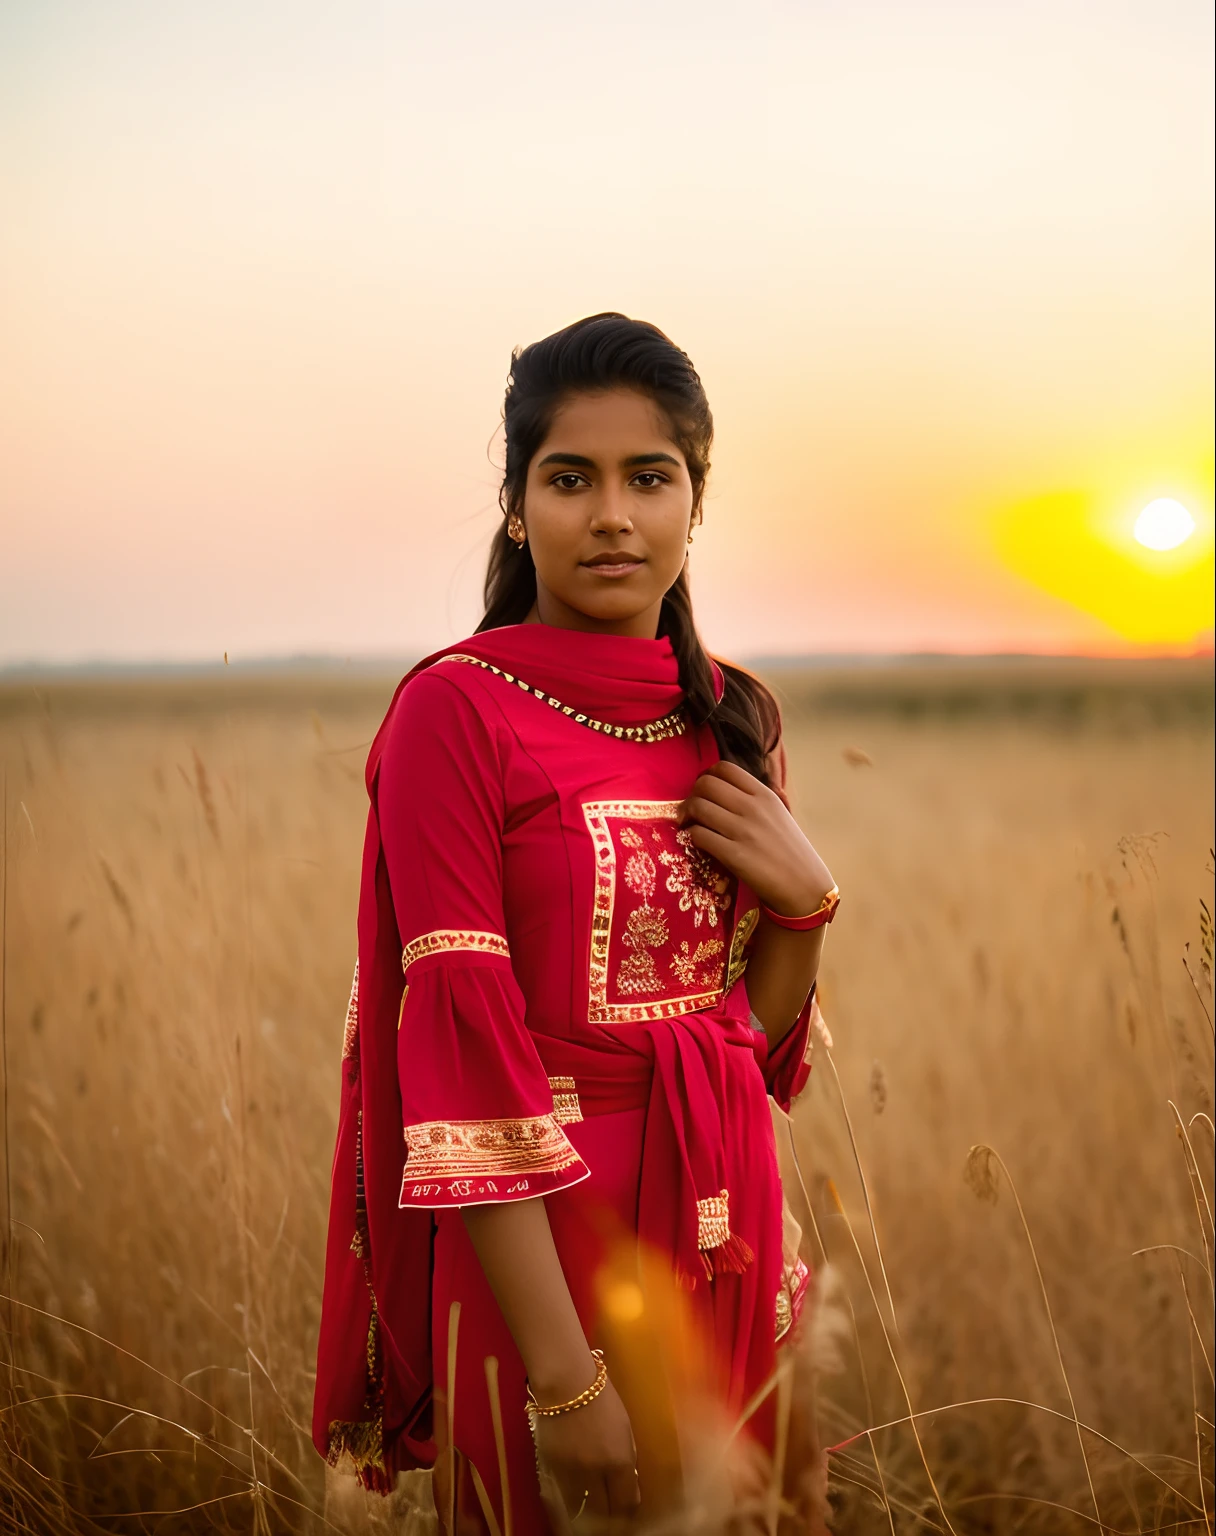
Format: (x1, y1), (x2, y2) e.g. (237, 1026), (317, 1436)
(314, 624), (813, 1530)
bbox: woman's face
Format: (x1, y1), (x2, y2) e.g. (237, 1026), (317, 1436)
(520, 388), (697, 637)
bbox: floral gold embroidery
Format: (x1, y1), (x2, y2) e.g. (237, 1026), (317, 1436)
(399, 1114), (580, 1198)
(670, 938), (725, 990)
(584, 801), (734, 1023)
(617, 828), (671, 995)
(341, 961), (360, 1060)
(659, 829), (732, 927)
(622, 826), (657, 899)
(548, 1076), (583, 1126)
(726, 906), (759, 991)
(435, 653), (687, 744)
(401, 929), (510, 973)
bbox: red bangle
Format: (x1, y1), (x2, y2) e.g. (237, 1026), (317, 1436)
(760, 887), (840, 931)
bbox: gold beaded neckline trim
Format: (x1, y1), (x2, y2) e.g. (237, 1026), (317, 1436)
(435, 653), (687, 744)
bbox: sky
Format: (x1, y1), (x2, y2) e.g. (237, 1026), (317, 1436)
(1, 0), (1213, 665)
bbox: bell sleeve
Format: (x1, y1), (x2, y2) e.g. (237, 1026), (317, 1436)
(760, 986), (822, 1112)
(378, 668), (589, 1209)
(736, 902), (819, 1111)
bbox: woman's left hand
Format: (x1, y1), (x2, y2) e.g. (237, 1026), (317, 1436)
(678, 760), (834, 918)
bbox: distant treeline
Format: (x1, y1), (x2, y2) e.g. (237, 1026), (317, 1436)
(762, 657), (1214, 727)
(0, 656), (1211, 727)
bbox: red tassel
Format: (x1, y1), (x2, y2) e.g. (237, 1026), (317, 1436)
(704, 1231), (755, 1277)
(676, 1229), (756, 1288)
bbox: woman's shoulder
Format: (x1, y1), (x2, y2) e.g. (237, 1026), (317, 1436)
(403, 649), (504, 703)
(378, 652), (510, 770)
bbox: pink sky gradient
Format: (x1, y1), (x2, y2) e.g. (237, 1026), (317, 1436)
(2, 0), (1212, 664)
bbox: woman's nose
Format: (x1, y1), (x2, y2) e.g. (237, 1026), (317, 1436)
(589, 486), (634, 536)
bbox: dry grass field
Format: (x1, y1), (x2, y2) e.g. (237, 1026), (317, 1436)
(0, 658), (1211, 1534)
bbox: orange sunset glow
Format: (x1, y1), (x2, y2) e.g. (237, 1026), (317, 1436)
(2, 1), (1212, 664)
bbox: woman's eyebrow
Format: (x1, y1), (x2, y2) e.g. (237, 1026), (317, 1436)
(536, 450), (681, 469)
(537, 452), (596, 468)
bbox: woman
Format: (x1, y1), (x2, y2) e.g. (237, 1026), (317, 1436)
(313, 314), (835, 1532)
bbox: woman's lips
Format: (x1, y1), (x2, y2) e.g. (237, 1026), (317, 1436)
(581, 557), (644, 579)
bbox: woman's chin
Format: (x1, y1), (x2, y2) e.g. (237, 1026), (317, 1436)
(574, 598), (661, 630)
(541, 582), (664, 630)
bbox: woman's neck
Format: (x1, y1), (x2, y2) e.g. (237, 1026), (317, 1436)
(526, 590), (662, 639)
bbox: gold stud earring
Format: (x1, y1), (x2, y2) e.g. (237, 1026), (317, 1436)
(508, 515), (526, 547)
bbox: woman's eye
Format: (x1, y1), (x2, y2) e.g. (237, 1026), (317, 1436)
(553, 474), (586, 491)
(632, 472), (667, 489)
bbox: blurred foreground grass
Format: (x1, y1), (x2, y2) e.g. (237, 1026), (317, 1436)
(0, 658), (1212, 1533)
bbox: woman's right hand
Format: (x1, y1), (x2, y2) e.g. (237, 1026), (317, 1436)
(458, 1199), (641, 1523)
(532, 1373), (641, 1525)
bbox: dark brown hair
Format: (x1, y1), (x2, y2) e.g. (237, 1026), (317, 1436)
(478, 312), (781, 785)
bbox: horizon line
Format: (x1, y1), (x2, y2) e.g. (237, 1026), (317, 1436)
(2, 646), (1212, 683)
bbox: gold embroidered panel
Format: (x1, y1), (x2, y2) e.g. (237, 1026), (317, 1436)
(582, 800), (735, 1023)
(399, 1113), (581, 1203)
(341, 961), (360, 1060)
(401, 929), (511, 973)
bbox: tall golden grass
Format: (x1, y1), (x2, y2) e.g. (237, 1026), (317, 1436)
(0, 661), (1211, 1533)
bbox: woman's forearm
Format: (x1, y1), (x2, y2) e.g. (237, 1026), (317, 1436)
(460, 1198), (596, 1402)
(745, 918), (825, 1046)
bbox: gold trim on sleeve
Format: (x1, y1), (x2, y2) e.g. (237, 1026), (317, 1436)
(548, 1076), (583, 1126)
(399, 1113), (581, 1200)
(401, 929), (511, 973)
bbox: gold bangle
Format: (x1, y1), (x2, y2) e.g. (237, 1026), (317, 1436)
(526, 1350), (608, 1419)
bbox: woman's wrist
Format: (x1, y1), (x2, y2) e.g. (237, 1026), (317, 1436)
(760, 877), (836, 919)
(527, 1350), (608, 1419)
(526, 1343), (599, 1407)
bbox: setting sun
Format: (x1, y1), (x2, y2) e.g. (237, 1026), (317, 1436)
(995, 487), (1215, 647)
(1135, 498), (1196, 551)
